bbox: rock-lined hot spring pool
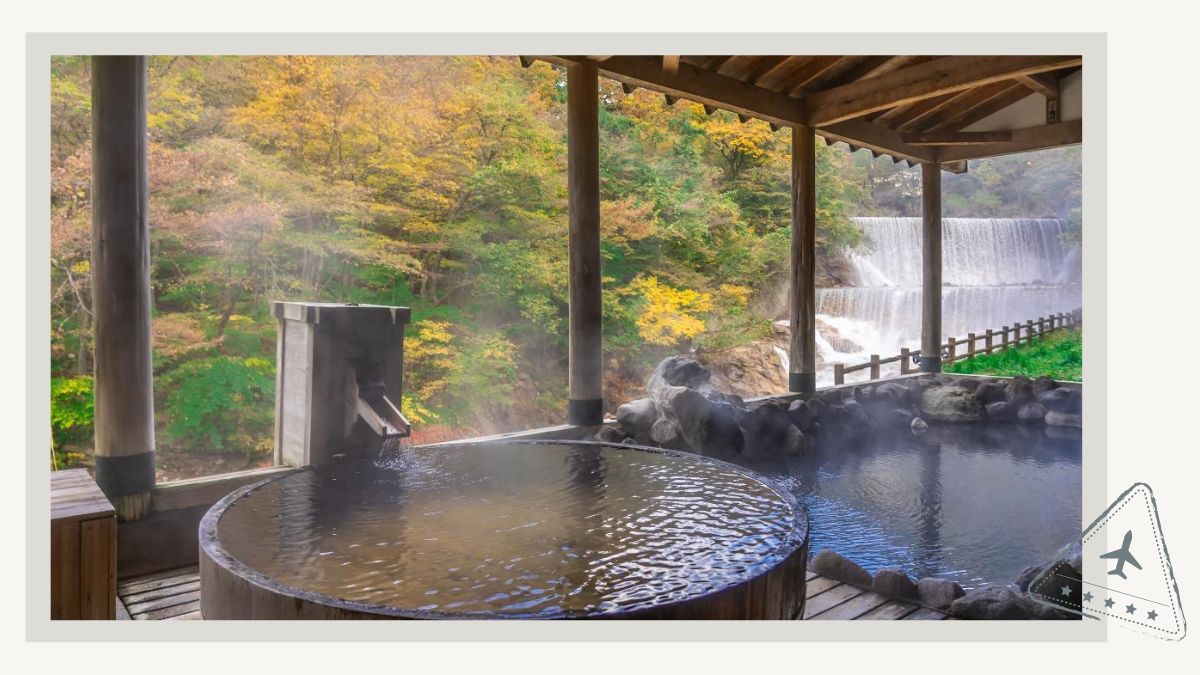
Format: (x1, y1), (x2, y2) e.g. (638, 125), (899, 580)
(722, 422), (1081, 589)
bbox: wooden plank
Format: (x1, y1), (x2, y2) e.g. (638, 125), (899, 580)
(921, 82), (1026, 132)
(786, 56), (856, 96)
(1015, 73), (1059, 100)
(79, 517), (116, 619)
(892, 89), (977, 131)
(808, 590), (893, 620)
(903, 607), (952, 620)
(126, 589), (201, 616)
(536, 55), (807, 129)
(805, 570), (819, 581)
(753, 56), (818, 90)
(857, 599), (920, 620)
(118, 565), (199, 591)
(806, 55), (1081, 125)
(802, 583), (866, 618)
(169, 610), (203, 620)
(120, 579), (201, 605)
(118, 570), (200, 596)
(52, 519), (80, 619)
(135, 599), (201, 621)
(805, 576), (843, 598)
(939, 120), (1082, 161)
(116, 596), (132, 620)
(150, 466), (293, 513)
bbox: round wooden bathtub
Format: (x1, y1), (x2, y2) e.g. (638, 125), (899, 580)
(199, 440), (808, 619)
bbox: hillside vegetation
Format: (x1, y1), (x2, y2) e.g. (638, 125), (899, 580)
(49, 56), (1082, 477)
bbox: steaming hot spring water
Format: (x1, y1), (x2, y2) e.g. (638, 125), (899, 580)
(774, 217), (1082, 387)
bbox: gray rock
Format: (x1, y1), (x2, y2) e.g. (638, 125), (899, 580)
(1005, 375), (1035, 403)
(1045, 411), (1082, 428)
(1038, 387), (1082, 414)
(950, 586), (1032, 620)
(911, 417), (929, 435)
(615, 398), (658, 435)
(594, 425), (626, 443)
(1031, 375), (1058, 397)
(1017, 401), (1046, 423)
(669, 388), (744, 455)
(1015, 564), (1044, 592)
(740, 403), (803, 454)
(649, 417), (680, 446)
(787, 398), (819, 432)
(919, 385), (985, 423)
(645, 356), (712, 395)
(974, 381), (1007, 405)
(882, 407), (916, 427)
(873, 567), (918, 599)
(810, 549), (873, 587)
(985, 400), (1018, 422)
(955, 377), (981, 392)
(874, 381), (912, 405)
(917, 578), (966, 610)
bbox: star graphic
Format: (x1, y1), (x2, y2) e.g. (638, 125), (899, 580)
(1104, 597), (1115, 608)
(1147, 610), (1158, 621)
(1083, 591), (1094, 603)
(1126, 603), (1137, 615)
(1060, 585), (1073, 597)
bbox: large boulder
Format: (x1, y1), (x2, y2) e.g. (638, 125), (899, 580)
(740, 403), (805, 455)
(874, 381), (913, 406)
(950, 586), (1032, 619)
(615, 397), (658, 436)
(1017, 401), (1046, 423)
(649, 417), (681, 446)
(1004, 375), (1035, 403)
(873, 567), (918, 599)
(646, 356), (711, 396)
(787, 398), (820, 433)
(1031, 375), (1058, 397)
(810, 550), (873, 587)
(594, 424), (627, 444)
(1038, 387), (1082, 414)
(917, 578), (966, 610)
(1045, 411), (1082, 428)
(919, 386), (985, 423)
(974, 381), (1008, 405)
(985, 400), (1018, 422)
(666, 387), (744, 455)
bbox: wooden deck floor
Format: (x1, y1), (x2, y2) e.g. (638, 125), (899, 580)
(117, 567), (951, 620)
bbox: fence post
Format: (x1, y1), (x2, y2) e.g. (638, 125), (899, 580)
(946, 337), (956, 364)
(1026, 319), (1034, 341)
(900, 347), (910, 375)
(834, 363), (844, 385)
(1048, 314), (1056, 331)
(1038, 316), (1045, 337)
(1057, 312), (1066, 330)
(1012, 323), (1020, 344)
(985, 329), (993, 353)
(967, 333), (976, 358)
(870, 354), (880, 380)
(1001, 325), (1009, 349)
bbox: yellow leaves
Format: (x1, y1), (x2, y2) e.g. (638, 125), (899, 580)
(405, 319), (460, 399)
(717, 284), (751, 309)
(627, 275), (712, 346)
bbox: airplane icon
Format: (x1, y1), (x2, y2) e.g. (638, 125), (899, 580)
(1100, 529), (1143, 580)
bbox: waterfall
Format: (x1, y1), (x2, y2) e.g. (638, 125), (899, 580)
(772, 345), (790, 382)
(811, 217), (1081, 384)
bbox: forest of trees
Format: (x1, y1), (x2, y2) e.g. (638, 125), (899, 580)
(49, 56), (1082, 478)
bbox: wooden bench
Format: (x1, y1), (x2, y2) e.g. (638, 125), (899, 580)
(51, 469), (117, 619)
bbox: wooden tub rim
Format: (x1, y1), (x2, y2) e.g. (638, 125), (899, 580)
(199, 438), (810, 620)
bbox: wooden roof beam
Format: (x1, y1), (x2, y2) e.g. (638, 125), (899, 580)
(818, 118), (938, 164)
(937, 119), (1082, 161)
(535, 55), (808, 128)
(902, 130), (1014, 146)
(805, 55), (1082, 125)
(942, 84), (1037, 131)
(915, 81), (1024, 133)
(1015, 73), (1060, 100)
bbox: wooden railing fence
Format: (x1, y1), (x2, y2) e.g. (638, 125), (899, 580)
(832, 308), (1082, 385)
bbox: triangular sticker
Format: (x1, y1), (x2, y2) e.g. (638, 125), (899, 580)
(1028, 483), (1186, 639)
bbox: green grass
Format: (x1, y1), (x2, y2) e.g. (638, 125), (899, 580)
(945, 328), (1082, 381)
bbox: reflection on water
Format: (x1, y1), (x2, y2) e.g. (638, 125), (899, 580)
(217, 442), (800, 618)
(714, 423), (1081, 589)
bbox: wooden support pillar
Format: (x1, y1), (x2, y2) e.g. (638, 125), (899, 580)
(90, 56), (154, 522)
(788, 124), (817, 393)
(919, 162), (942, 373)
(566, 60), (604, 426)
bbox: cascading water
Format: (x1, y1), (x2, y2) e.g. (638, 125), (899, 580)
(811, 217), (1081, 385)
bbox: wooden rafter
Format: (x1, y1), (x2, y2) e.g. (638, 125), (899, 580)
(786, 56), (855, 96)
(662, 55), (680, 75)
(916, 81), (1023, 133)
(938, 120), (1081, 161)
(1015, 73), (1059, 100)
(902, 130), (1014, 146)
(943, 84), (1037, 131)
(818, 119), (937, 164)
(753, 56), (816, 90)
(893, 89), (981, 132)
(858, 55), (930, 81)
(805, 55), (1082, 125)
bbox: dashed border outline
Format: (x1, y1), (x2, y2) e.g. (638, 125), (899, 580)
(1027, 483), (1186, 640)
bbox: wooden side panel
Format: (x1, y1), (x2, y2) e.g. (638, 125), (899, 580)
(80, 518), (117, 619)
(51, 520), (80, 619)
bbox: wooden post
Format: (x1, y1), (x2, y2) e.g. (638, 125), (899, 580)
(869, 354), (881, 380)
(566, 60), (603, 426)
(90, 56), (154, 522)
(1027, 319), (1035, 340)
(919, 163), (942, 372)
(900, 347), (911, 375)
(788, 125), (817, 393)
(967, 332), (976, 358)
(1048, 314), (1056, 331)
(1013, 321), (1021, 344)
(946, 337), (956, 364)
(1057, 312), (1066, 330)
(985, 329), (993, 353)
(834, 363), (845, 386)
(1038, 316), (1046, 337)
(1001, 325), (1009, 349)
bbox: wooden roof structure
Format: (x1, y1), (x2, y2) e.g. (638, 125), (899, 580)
(530, 55), (1082, 172)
